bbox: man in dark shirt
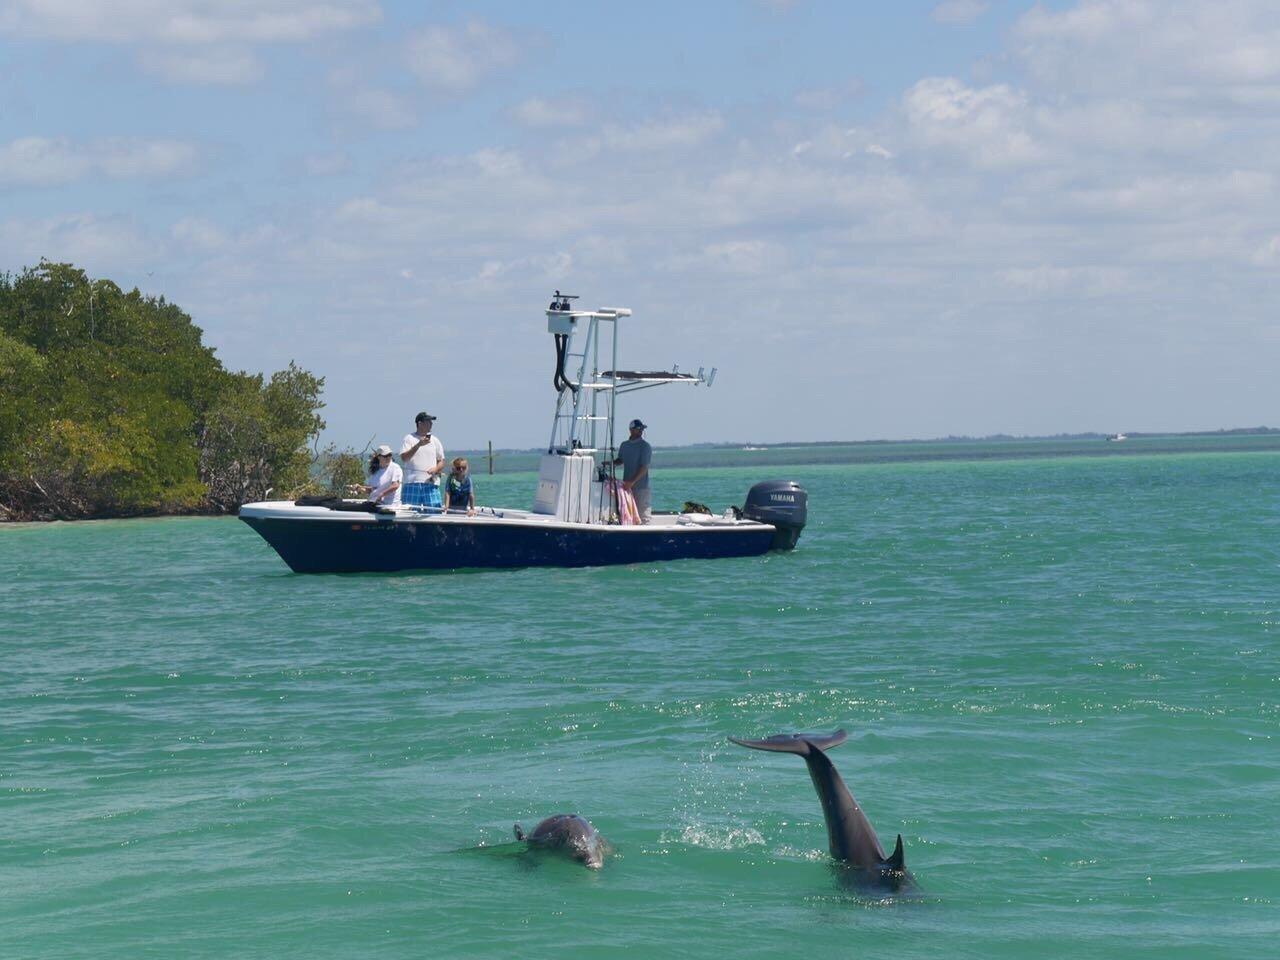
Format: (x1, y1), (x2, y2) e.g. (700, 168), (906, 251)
(614, 418), (652, 523)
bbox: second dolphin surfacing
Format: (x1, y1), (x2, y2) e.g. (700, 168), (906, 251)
(514, 814), (609, 869)
(730, 730), (913, 892)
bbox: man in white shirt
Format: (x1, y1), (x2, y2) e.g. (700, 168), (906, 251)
(400, 411), (445, 508)
(365, 444), (403, 506)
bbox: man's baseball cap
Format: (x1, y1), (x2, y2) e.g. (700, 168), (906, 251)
(415, 412), (436, 423)
(629, 419), (647, 430)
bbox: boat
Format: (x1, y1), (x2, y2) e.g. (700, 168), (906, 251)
(238, 294), (808, 572)
(1106, 433), (1128, 442)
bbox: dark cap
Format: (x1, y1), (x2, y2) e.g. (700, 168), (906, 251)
(415, 412), (436, 423)
(629, 418), (647, 430)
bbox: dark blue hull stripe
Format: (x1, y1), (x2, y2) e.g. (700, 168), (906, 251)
(240, 517), (776, 572)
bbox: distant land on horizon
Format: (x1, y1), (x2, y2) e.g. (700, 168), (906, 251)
(454, 425), (1280, 457)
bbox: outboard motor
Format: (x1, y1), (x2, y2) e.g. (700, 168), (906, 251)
(742, 480), (808, 550)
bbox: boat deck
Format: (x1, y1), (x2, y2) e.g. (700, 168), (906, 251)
(240, 500), (758, 532)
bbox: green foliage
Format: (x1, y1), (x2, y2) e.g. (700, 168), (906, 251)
(291, 444), (367, 500)
(0, 261), (327, 521)
(0, 330), (46, 473)
(198, 364), (327, 512)
(325, 449), (367, 495)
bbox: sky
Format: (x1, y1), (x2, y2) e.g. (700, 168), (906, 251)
(3, 0), (1279, 449)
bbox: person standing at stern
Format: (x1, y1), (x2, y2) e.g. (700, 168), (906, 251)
(614, 418), (653, 524)
(400, 412), (445, 508)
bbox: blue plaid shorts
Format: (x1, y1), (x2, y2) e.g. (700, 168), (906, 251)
(402, 481), (442, 508)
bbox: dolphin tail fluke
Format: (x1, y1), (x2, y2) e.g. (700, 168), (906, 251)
(729, 729), (848, 754)
(514, 823), (526, 841)
(885, 833), (905, 871)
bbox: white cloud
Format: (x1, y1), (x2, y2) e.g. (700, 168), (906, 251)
(137, 46), (263, 85)
(0, 0), (381, 44)
(336, 85), (418, 130)
(1014, 1), (1280, 99)
(697, 239), (783, 274)
(904, 77), (1043, 167)
(333, 196), (401, 228)
(0, 213), (153, 269)
(1022, 0), (1135, 38)
(0, 2), (379, 87)
(458, 251), (573, 289)
(1063, 171), (1273, 219)
(171, 217), (227, 251)
(95, 139), (199, 178)
(1250, 234), (1280, 265)
(406, 20), (521, 93)
(793, 80), (865, 111)
(302, 151), (353, 176)
(1034, 99), (1220, 155)
(511, 97), (590, 129)
(931, 1), (989, 25)
(0, 136), (198, 185)
(703, 162), (919, 230)
(789, 124), (895, 162)
(471, 148), (524, 178)
(599, 113), (725, 152)
(0, 137), (88, 185)
(997, 264), (1131, 297)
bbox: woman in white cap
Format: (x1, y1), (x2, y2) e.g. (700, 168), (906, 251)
(355, 444), (403, 506)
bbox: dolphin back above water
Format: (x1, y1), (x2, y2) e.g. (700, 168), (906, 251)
(729, 730), (910, 888)
(514, 814), (609, 869)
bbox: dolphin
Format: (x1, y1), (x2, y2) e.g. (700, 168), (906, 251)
(513, 814), (609, 869)
(729, 729), (912, 890)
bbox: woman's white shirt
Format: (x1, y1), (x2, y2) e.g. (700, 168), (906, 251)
(368, 461), (403, 505)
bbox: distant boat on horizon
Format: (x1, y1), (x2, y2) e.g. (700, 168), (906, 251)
(1106, 433), (1128, 442)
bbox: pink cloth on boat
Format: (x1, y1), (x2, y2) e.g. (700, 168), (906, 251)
(607, 480), (641, 525)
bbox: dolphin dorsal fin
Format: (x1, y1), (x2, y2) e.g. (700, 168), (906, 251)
(885, 834), (905, 871)
(514, 823), (526, 841)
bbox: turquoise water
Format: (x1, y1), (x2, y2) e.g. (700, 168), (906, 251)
(3, 450), (1278, 958)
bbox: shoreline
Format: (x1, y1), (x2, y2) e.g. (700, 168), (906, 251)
(0, 504), (237, 526)
(6, 432), (1280, 525)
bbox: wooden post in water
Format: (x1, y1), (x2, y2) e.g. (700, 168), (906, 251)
(488, 440), (494, 475)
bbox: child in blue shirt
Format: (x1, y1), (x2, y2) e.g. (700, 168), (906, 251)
(443, 457), (475, 515)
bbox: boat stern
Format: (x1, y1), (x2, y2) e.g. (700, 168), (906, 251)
(741, 480), (808, 550)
